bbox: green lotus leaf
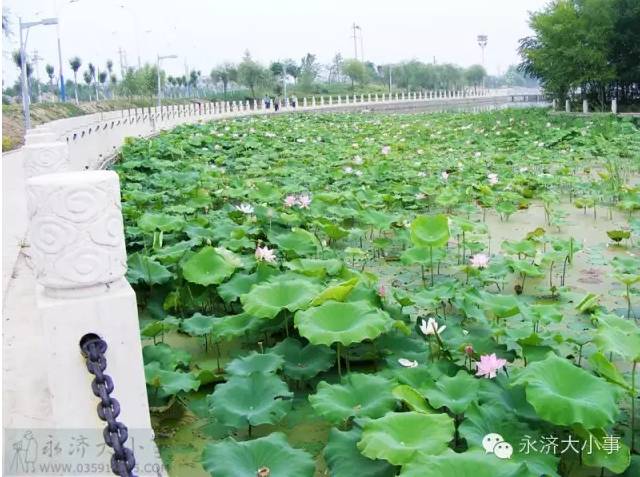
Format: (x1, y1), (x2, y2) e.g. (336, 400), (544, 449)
(138, 212), (185, 232)
(144, 362), (200, 395)
(459, 401), (560, 477)
(410, 214), (450, 248)
(225, 351), (284, 377)
(593, 313), (640, 361)
(127, 253), (173, 285)
(212, 313), (265, 341)
(310, 277), (359, 306)
(208, 373), (292, 428)
(508, 258), (544, 278)
(269, 228), (320, 256)
(422, 370), (479, 414)
(201, 432), (315, 477)
(182, 246), (237, 286)
(325, 428), (396, 477)
(142, 343), (191, 370)
(573, 425), (631, 474)
(140, 316), (180, 338)
(153, 239), (199, 264)
(218, 265), (279, 303)
(481, 292), (521, 319)
(392, 385), (432, 413)
(357, 411), (455, 465)
(181, 312), (215, 337)
(240, 277), (322, 319)
(295, 300), (392, 346)
(576, 292), (600, 313)
(286, 258), (344, 277)
(525, 304), (563, 324)
(501, 239), (537, 257)
(268, 337), (335, 380)
(400, 449), (525, 477)
(588, 352), (631, 390)
(309, 373), (396, 424)
(511, 353), (621, 429)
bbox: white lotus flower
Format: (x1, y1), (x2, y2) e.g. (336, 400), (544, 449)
(398, 358), (418, 368)
(420, 317), (446, 336)
(235, 203), (254, 214)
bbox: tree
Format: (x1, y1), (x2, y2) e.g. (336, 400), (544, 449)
(283, 59), (300, 84)
(342, 59), (366, 91)
(45, 64), (55, 92)
(299, 53), (319, 91)
(98, 71), (108, 98)
(327, 53), (343, 83)
(69, 56), (82, 104)
(237, 51), (267, 98)
(518, 0), (617, 108)
(465, 64), (486, 92)
(3, 7), (10, 37)
(210, 63), (237, 98)
(106, 59), (113, 74)
(12, 50), (33, 98)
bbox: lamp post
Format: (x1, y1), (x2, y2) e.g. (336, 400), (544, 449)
(19, 16), (58, 130)
(54, 0), (80, 102)
(157, 54), (177, 107)
(477, 34), (488, 90)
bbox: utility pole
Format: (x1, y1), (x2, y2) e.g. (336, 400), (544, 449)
(31, 49), (44, 102)
(351, 23), (359, 59)
(117, 47), (127, 78)
(359, 26), (364, 63)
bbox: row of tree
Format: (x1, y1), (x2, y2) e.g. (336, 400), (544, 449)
(6, 49), (536, 104)
(518, 0), (639, 108)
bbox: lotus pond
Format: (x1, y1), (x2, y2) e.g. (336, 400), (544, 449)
(115, 108), (640, 477)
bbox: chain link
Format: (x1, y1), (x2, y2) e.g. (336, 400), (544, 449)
(81, 335), (137, 477)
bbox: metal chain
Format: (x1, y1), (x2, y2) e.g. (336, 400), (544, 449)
(80, 335), (137, 477)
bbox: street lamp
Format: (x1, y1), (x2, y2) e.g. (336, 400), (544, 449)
(477, 34), (488, 90)
(477, 34), (488, 66)
(53, 0), (80, 103)
(19, 16), (58, 130)
(157, 54), (178, 107)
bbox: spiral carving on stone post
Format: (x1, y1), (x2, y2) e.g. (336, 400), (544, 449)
(26, 170), (127, 296)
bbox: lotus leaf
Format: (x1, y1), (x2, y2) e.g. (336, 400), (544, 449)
(295, 300), (392, 346)
(268, 337), (335, 380)
(511, 353), (621, 428)
(201, 432), (315, 477)
(182, 246), (237, 286)
(309, 373), (396, 424)
(208, 373), (292, 428)
(357, 411), (455, 464)
(325, 428), (396, 477)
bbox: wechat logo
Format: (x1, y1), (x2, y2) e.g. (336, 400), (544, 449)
(482, 433), (513, 459)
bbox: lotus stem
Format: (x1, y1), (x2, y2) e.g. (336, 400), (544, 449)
(632, 360), (637, 452)
(430, 246), (434, 286)
(626, 284), (631, 319)
(336, 343), (342, 377)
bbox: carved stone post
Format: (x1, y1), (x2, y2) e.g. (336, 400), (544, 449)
(312, 97), (316, 107)
(583, 99), (588, 113)
(23, 131), (70, 178)
(611, 98), (617, 114)
(303, 97), (308, 107)
(565, 99), (571, 113)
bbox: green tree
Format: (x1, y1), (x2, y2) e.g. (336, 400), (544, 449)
(298, 53), (319, 92)
(69, 56), (82, 104)
(519, 0), (616, 108)
(464, 64), (486, 92)
(237, 51), (267, 98)
(210, 62), (237, 98)
(283, 59), (300, 83)
(45, 64), (55, 93)
(342, 58), (366, 91)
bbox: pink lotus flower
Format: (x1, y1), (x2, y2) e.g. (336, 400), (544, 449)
(255, 246), (276, 263)
(297, 194), (311, 209)
(377, 283), (387, 298)
(464, 345), (474, 356)
(470, 253), (490, 269)
(381, 145), (391, 155)
(441, 171), (449, 181)
(487, 173), (499, 185)
(476, 353), (507, 379)
(283, 195), (297, 208)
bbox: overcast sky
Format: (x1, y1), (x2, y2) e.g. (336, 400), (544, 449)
(2, 0), (549, 87)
